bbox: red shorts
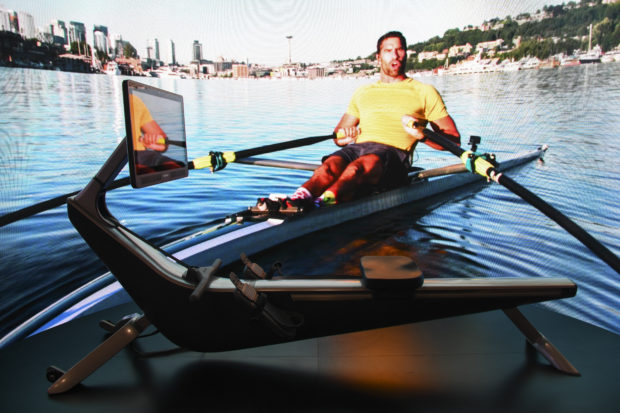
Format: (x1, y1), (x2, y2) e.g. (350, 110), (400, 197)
(323, 142), (411, 190)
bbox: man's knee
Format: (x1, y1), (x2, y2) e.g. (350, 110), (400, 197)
(319, 156), (347, 179)
(341, 155), (382, 181)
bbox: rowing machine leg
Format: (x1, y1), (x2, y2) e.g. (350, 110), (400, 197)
(503, 307), (580, 376)
(47, 314), (150, 395)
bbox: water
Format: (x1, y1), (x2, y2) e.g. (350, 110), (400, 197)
(1, 65), (619, 339)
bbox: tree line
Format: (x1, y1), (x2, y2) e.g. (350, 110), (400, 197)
(401, 0), (620, 71)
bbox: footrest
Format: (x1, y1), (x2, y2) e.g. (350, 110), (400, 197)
(249, 204), (302, 215)
(361, 256), (424, 293)
(249, 195), (304, 216)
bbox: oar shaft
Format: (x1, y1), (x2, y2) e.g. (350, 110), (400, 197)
(421, 127), (464, 158)
(236, 134), (336, 159)
(421, 128), (496, 178)
(192, 133), (336, 170)
(1, 133), (336, 226)
(497, 174), (620, 274)
(420, 126), (620, 275)
(0, 177), (131, 228)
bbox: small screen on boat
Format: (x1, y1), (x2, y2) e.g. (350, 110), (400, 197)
(122, 80), (189, 188)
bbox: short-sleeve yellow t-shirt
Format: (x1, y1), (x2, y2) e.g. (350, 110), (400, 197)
(346, 78), (449, 152)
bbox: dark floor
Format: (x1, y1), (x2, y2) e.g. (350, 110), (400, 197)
(1, 303), (619, 413)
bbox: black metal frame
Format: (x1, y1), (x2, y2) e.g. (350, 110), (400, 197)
(48, 138), (579, 395)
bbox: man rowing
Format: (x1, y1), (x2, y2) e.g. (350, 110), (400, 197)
(260, 31), (461, 211)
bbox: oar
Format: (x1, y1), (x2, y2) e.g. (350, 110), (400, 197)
(0, 133), (337, 227)
(0, 178), (130, 228)
(415, 123), (620, 275)
(154, 137), (186, 147)
(191, 133), (338, 171)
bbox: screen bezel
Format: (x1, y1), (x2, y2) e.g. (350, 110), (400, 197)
(122, 79), (189, 188)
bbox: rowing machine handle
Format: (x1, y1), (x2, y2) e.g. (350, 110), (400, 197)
(189, 259), (222, 303)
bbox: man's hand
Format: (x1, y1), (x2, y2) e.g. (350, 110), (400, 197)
(335, 127), (359, 146)
(141, 134), (168, 152)
(401, 115), (425, 141)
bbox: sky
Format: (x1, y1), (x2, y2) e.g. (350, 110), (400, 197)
(2, 0), (554, 65)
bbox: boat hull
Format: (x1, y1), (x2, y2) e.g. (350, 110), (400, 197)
(174, 147), (546, 268)
(1, 146), (547, 347)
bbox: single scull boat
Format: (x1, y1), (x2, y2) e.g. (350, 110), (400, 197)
(0, 143), (547, 348)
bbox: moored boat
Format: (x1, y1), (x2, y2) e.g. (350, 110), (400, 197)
(104, 61), (121, 75)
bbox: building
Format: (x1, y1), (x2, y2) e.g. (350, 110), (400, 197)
(192, 40), (203, 61)
(112, 34), (123, 58)
(170, 39), (176, 65)
(232, 64), (248, 78)
(448, 43), (473, 58)
(68, 21), (86, 45)
(154, 38), (160, 61)
(475, 39), (504, 54)
(93, 25), (109, 53)
(418, 51), (439, 62)
(50, 20), (68, 47)
(37, 26), (53, 44)
(307, 66), (325, 79)
(0, 7), (14, 32)
(214, 57), (232, 73)
(17, 11), (36, 39)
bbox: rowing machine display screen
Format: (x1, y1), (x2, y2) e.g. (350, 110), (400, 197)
(123, 80), (189, 188)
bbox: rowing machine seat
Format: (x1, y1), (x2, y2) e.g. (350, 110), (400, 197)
(361, 256), (423, 296)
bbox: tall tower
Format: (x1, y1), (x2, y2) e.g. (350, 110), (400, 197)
(170, 39), (176, 66)
(193, 40), (203, 61)
(93, 25), (109, 53)
(154, 38), (160, 61)
(146, 40), (153, 60)
(286, 35), (293, 64)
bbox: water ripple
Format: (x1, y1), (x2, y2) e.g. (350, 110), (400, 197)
(1, 65), (619, 338)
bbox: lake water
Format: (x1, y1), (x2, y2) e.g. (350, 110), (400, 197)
(1, 64), (619, 340)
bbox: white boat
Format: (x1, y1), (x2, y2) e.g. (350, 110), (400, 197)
(520, 57), (541, 70)
(578, 24), (602, 64)
(560, 54), (581, 66)
(151, 66), (187, 79)
(578, 45), (602, 64)
(500, 60), (522, 71)
(104, 61), (121, 75)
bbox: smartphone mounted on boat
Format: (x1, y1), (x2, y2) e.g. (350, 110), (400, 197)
(122, 80), (189, 188)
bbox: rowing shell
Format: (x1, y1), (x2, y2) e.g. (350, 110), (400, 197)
(1, 145), (546, 346)
(168, 146), (547, 268)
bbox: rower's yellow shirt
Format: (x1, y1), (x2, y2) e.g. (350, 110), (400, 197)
(129, 94), (154, 151)
(346, 78), (449, 152)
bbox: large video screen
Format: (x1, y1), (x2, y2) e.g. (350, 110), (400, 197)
(122, 80), (188, 188)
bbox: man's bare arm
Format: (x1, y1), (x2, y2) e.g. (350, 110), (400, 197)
(333, 113), (360, 146)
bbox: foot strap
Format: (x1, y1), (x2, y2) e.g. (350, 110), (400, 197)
(250, 196), (304, 215)
(229, 272), (303, 339)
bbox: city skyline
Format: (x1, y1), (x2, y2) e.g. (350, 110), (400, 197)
(2, 0), (554, 65)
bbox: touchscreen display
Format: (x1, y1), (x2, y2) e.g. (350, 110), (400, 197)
(122, 80), (188, 188)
